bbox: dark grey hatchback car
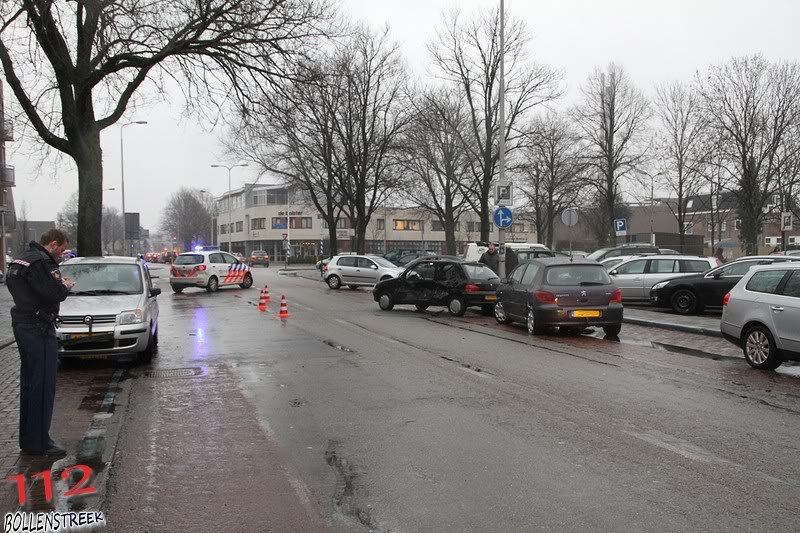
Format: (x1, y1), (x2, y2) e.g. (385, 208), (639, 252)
(494, 258), (624, 336)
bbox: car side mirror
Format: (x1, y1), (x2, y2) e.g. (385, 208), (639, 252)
(407, 272), (420, 281)
(713, 272), (722, 279)
(609, 270), (618, 276)
(150, 287), (162, 297)
(371, 265), (378, 270)
(500, 278), (508, 284)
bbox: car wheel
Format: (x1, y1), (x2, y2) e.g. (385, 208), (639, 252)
(494, 302), (512, 324)
(327, 275), (342, 290)
(171, 284), (184, 294)
(742, 325), (783, 370)
(378, 292), (394, 311)
(526, 308), (545, 335)
(415, 304), (429, 312)
(670, 289), (697, 315)
(206, 276), (219, 293)
(265, 262), (269, 268)
(239, 273), (253, 289)
(448, 296), (466, 317)
(139, 333), (155, 364)
(603, 324), (622, 337)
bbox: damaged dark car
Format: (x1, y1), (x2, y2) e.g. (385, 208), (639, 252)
(373, 258), (500, 316)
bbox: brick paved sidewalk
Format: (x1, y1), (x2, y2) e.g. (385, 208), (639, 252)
(0, 288), (14, 348)
(623, 306), (722, 337)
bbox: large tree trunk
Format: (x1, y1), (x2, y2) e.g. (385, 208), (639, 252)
(75, 130), (104, 256)
(480, 195), (490, 242)
(444, 218), (457, 255)
(604, 181), (616, 246)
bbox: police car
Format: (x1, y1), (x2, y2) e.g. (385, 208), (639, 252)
(169, 247), (253, 293)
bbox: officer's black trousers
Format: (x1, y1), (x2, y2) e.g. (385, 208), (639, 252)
(13, 321), (58, 452)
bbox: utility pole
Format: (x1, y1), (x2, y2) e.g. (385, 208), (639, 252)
(498, 0), (507, 278)
(211, 163), (248, 253)
(120, 121), (147, 256)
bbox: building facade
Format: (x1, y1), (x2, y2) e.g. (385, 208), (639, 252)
(214, 184), (540, 260)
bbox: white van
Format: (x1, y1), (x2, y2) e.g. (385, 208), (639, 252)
(463, 242), (551, 263)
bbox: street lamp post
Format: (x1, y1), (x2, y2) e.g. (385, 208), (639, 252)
(121, 121), (147, 256)
(199, 189), (218, 247)
(210, 163), (248, 253)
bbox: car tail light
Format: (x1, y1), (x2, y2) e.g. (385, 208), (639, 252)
(197, 264), (207, 271)
(534, 290), (557, 304)
(609, 289), (623, 303)
(464, 283), (480, 292)
(170, 266), (177, 276)
(723, 292), (730, 306)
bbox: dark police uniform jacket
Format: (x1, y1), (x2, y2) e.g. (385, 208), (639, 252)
(6, 242), (70, 324)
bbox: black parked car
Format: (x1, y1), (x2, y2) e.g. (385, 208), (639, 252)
(650, 255), (800, 314)
(373, 258), (500, 316)
(494, 258), (623, 336)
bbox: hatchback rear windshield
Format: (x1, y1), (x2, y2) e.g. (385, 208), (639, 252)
(545, 265), (611, 286)
(463, 264), (500, 281)
(60, 263), (143, 295)
(174, 254), (204, 265)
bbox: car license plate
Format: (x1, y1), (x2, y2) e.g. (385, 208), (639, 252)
(484, 295), (497, 301)
(67, 333), (94, 340)
(572, 310), (601, 318)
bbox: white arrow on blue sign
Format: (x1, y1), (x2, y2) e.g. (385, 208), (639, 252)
(614, 218), (627, 236)
(493, 207), (513, 229)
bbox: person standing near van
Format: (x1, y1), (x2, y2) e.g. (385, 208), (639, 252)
(479, 243), (500, 275)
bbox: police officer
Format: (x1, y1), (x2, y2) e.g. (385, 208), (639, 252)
(6, 229), (73, 456)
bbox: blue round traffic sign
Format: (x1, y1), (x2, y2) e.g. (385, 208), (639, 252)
(493, 207), (513, 229)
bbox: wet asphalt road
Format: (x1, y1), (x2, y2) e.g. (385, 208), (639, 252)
(102, 265), (799, 532)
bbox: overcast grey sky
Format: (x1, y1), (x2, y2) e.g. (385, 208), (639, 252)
(7, 0), (800, 230)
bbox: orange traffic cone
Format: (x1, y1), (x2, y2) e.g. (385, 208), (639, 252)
(263, 284), (272, 303)
(278, 294), (289, 319)
(258, 289), (269, 312)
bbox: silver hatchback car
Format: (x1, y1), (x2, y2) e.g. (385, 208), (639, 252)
(721, 263), (800, 370)
(56, 256), (161, 363)
(324, 254), (403, 289)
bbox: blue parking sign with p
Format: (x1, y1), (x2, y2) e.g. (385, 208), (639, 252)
(614, 218), (627, 236)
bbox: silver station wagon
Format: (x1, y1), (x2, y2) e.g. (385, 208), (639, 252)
(721, 263), (800, 370)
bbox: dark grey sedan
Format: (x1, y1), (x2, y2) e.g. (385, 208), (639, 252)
(494, 258), (623, 336)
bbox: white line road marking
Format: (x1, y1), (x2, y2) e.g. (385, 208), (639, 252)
(625, 429), (732, 465)
(626, 429), (794, 486)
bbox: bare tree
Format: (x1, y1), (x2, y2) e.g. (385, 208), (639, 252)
(0, 0), (330, 255)
(517, 112), (586, 248)
(228, 58), (345, 256)
(428, 7), (560, 241)
(102, 207), (124, 254)
(399, 88), (471, 255)
(698, 56), (800, 254)
(328, 25), (409, 253)
(160, 188), (212, 252)
(573, 63), (651, 245)
(652, 81), (707, 249)
(775, 131), (800, 246)
(56, 192), (79, 241)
